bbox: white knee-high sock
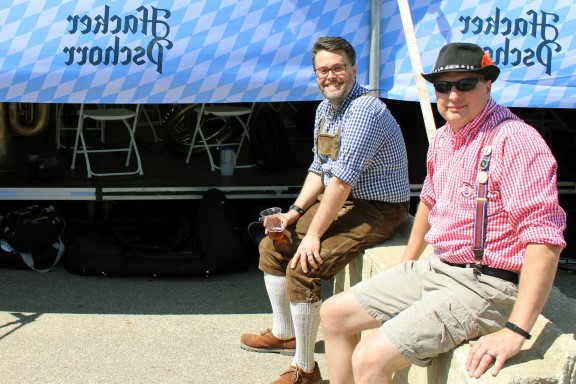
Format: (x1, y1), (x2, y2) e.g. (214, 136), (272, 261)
(264, 273), (294, 339)
(290, 300), (322, 372)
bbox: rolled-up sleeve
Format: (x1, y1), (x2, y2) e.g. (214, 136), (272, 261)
(493, 126), (566, 247)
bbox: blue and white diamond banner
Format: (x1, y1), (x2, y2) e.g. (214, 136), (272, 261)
(381, 0), (576, 108)
(0, 0), (372, 104)
(0, 0), (574, 108)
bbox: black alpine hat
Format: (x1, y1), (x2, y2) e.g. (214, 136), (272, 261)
(422, 43), (500, 83)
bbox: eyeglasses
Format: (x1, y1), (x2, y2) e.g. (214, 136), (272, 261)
(433, 77), (486, 93)
(314, 64), (347, 79)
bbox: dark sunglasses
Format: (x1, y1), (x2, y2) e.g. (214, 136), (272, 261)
(433, 77), (485, 93)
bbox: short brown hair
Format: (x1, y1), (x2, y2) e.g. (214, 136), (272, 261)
(312, 37), (356, 68)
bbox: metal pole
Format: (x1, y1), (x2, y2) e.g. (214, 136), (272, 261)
(369, 0), (380, 96)
(397, 0), (437, 141)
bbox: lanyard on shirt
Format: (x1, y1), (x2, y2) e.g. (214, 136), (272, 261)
(472, 117), (514, 265)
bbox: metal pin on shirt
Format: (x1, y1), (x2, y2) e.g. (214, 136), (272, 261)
(477, 171), (488, 184)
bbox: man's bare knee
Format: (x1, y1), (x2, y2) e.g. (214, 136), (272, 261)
(352, 340), (388, 378)
(351, 332), (409, 382)
(320, 295), (342, 333)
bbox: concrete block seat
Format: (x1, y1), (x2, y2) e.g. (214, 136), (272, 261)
(333, 215), (576, 383)
(333, 214), (429, 293)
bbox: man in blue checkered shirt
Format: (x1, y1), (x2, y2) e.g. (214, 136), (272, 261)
(240, 36), (410, 384)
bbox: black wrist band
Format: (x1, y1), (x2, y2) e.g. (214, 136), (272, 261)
(289, 204), (305, 216)
(505, 321), (532, 340)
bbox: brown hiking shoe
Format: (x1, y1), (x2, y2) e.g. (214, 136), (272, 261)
(271, 362), (322, 384)
(240, 329), (296, 356)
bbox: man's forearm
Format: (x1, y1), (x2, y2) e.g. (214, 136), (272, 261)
(306, 177), (352, 238)
(506, 243), (562, 336)
(283, 172), (324, 223)
(401, 201), (431, 261)
(293, 172), (324, 211)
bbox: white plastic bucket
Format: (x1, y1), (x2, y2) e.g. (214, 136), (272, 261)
(220, 146), (236, 176)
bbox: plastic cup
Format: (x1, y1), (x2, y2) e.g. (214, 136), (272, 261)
(220, 146), (236, 176)
(259, 207), (282, 220)
(266, 216), (284, 240)
(259, 207), (284, 240)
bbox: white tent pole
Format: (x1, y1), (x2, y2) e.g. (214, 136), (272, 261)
(369, 0), (380, 96)
(397, 0), (437, 141)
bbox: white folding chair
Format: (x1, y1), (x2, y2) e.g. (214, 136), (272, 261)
(55, 103), (105, 149)
(185, 103), (256, 171)
(71, 104), (144, 178)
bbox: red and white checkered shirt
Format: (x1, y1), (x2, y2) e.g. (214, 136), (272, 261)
(420, 99), (566, 272)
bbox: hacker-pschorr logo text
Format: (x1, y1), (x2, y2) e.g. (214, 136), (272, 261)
(63, 5), (173, 74)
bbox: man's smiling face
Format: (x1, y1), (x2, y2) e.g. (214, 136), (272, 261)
(314, 49), (356, 108)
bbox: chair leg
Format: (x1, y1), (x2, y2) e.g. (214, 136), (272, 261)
(185, 127), (197, 164)
(186, 118), (218, 171)
(234, 116), (250, 155)
(186, 104), (222, 171)
(131, 105), (143, 175)
(71, 116), (94, 178)
(80, 128), (93, 178)
(55, 104), (63, 149)
(122, 118), (144, 176)
(186, 109), (204, 164)
(122, 119), (134, 166)
(71, 116), (83, 170)
(232, 108), (256, 169)
(196, 123), (218, 171)
(139, 105), (160, 142)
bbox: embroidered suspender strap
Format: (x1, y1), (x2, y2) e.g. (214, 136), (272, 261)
(315, 118), (326, 160)
(314, 93), (374, 164)
(472, 118), (513, 265)
(315, 118), (329, 180)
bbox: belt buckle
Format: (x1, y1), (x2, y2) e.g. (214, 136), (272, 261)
(466, 263), (482, 273)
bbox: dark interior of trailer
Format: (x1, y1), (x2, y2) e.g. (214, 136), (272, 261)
(0, 100), (574, 260)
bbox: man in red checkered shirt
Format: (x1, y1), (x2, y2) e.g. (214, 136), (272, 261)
(321, 43), (567, 383)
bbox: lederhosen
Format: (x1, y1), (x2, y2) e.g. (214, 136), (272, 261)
(258, 96), (408, 302)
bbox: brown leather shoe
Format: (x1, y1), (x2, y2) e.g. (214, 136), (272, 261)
(240, 329), (296, 356)
(271, 362), (322, 384)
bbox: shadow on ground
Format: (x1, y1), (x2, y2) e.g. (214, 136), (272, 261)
(0, 264), (335, 316)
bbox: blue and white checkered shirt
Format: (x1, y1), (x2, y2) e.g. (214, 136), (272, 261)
(309, 82), (410, 202)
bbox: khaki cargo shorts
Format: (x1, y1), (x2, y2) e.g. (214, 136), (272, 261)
(351, 254), (518, 366)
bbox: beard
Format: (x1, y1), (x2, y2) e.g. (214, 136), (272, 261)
(320, 79), (350, 105)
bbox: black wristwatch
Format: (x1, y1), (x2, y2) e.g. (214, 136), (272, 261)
(289, 204), (305, 216)
(505, 321), (532, 340)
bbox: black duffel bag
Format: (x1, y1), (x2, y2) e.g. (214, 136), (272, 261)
(0, 205), (66, 272)
(63, 216), (205, 277)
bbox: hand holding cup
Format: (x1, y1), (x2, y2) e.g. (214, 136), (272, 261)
(260, 207), (285, 240)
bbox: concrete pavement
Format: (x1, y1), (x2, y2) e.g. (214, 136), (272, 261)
(1, 264), (575, 383)
(0, 265), (330, 384)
